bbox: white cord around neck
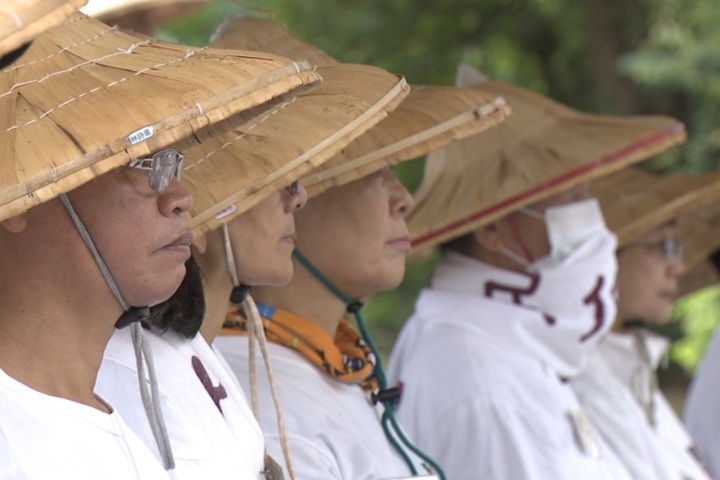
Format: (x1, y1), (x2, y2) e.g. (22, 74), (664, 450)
(244, 295), (296, 480)
(222, 224), (296, 478)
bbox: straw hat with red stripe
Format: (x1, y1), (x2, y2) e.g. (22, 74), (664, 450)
(407, 64), (687, 254)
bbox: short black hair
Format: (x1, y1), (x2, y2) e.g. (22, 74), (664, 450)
(148, 255), (205, 338)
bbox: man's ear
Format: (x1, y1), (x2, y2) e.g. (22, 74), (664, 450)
(0, 214), (27, 234)
(472, 222), (503, 253)
(192, 232), (207, 254)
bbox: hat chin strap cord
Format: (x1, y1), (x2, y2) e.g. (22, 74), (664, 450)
(223, 224), (297, 480)
(292, 250), (447, 480)
(59, 193), (175, 470)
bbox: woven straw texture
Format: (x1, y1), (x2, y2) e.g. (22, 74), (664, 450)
(407, 65), (686, 253)
(1, 0), (86, 56)
(594, 168), (720, 248)
(677, 199), (720, 295)
(305, 86), (510, 196)
(210, 15), (337, 68)
(183, 63), (411, 236)
(0, 13), (322, 221)
(211, 16), (511, 196)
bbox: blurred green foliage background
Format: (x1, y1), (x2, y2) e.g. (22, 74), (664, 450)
(156, 0), (720, 388)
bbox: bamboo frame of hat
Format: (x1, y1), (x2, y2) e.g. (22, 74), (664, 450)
(0, 13), (323, 221)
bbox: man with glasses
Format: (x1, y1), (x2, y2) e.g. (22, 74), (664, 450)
(0, 8), (320, 476)
(0, 149), (190, 477)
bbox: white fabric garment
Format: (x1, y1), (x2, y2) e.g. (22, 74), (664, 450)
(573, 330), (712, 479)
(387, 248), (632, 480)
(214, 335), (432, 480)
(685, 325), (720, 478)
(96, 327), (265, 480)
(0, 367), (171, 479)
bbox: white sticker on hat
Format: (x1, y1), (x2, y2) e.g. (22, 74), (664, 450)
(128, 126), (154, 145)
(214, 204), (237, 220)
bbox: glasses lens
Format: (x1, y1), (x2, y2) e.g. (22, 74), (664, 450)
(148, 150), (182, 193)
(663, 238), (684, 260)
(286, 181), (299, 196)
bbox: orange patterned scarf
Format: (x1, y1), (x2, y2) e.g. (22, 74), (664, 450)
(222, 304), (378, 392)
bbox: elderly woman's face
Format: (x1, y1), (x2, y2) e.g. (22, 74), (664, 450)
(617, 224), (685, 324)
(293, 168), (413, 299)
(225, 182), (308, 287)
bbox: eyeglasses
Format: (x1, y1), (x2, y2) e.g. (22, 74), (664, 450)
(127, 149), (185, 193)
(286, 181), (300, 196)
(624, 237), (684, 260)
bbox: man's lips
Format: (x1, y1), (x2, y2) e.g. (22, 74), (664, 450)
(165, 229), (193, 250)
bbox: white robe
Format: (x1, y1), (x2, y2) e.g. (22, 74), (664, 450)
(387, 252), (631, 480)
(0, 367), (171, 479)
(96, 327), (265, 479)
(214, 335), (434, 480)
(572, 330), (712, 479)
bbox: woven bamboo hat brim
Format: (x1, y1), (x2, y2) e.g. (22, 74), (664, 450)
(407, 64), (686, 254)
(594, 168), (720, 248)
(210, 15), (337, 68)
(1, 0), (86, 57)
(182, 62), (411, 236)
(210, 16), (511, 197)
(303, 86), (510, 197)
(678, 256), (720, 297)
(0, 12), (322, 221)
(677, 200), (720, 296)
(597, 169), (720, 297)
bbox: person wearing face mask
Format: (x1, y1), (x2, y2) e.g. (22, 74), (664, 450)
(0, 9), (322, 479)
(94, 55), (413, 479)
(569, 168), (720, 480)
(387, 64), (687, 480)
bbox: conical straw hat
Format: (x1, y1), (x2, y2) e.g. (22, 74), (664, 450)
(0, 12), (322, 221)
(677, 200), (720, 296)
(408, 64), (686, 253)
(211, 16), (511, 197)
(594, 168), (720, 248)
(210, 15), (337, 68)
(677, 199), (720, 271)
(597, 169), (720, 297)
(1, 0), (86, 57)
(183, 62), (411, 236)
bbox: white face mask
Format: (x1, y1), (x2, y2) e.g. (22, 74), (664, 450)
(511, 197), (609, 273)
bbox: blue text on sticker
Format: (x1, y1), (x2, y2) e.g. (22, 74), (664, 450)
(128, 126), (154, 145)
(214, 204), (237, 220)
